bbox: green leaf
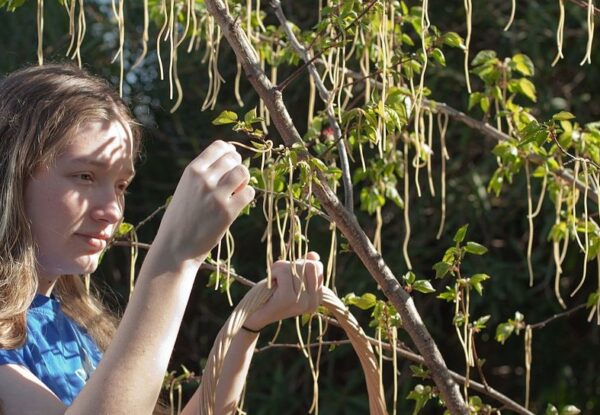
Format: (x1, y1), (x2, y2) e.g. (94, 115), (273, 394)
(480, 96), (490, 113)
(470, 273), (491, 284)
(431, 48), (446, 66)
(437, 286), (457, 302)
(344, 292), (377, 310)
(403, 271), (416, 285)
(464, 241), (488, 255)
(212, 110), (238, 125)
(407, 384), (433, 414)
(442, 32), (465, 49)
(413, 280), (436, 294)
(587, 291), (600, 308)
(454, 224), (469, 243)
(517, 78), (537, 102)
(409, 365), (430, 379)
(360, 187), (385, 215)
(473, 315), (491, 330)
(471, 50), (497, 67)
(468, 93), (482, 111)
(548, 222), (568, 242)
(244, 107), (263, 124)
(433, 261), (452, 279)
(453, 312), (466, 327)
(511, 53), (535, 76)
(495, 322), (515, 344)
(546, 404), (559, 415)
(115, 222), (134, 238)
(491, 85), (503, 101)
(470, 273), (491, 295)
(2, 0), (26, 11)
(385, 185), (404, 209)
(552, 111), (576, 121)
(560, 405), (581, 415)
(401, 33), (414, 46)
(517, 121), (548, 147)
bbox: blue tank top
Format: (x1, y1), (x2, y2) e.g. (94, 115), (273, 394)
(0, 294), (103, 405)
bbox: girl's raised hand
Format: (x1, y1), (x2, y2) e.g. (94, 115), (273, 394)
(244, 251), (324, 331)
(153, 140), (255, 265)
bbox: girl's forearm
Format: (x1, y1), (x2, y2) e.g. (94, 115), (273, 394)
(68, 238), (203, 414)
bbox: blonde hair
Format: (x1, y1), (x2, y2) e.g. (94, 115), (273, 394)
(0, 63), (142, 351)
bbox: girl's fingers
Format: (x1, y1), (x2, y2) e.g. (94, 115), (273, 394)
(208, 151), (242, 181)
(305, 251), (320, 261)
(304, 263), (318, 296)
(272, 261), (294, 293)
(219, 164), (250, 196)
(191, 140), (235, 168)
(230, 184), (255, 210)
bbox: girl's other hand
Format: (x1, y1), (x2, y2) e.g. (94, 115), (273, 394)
(153, 140), (255, 265)
(244, 251), (324, 331)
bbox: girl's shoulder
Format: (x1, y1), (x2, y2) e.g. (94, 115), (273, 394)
(1, 294), (103, 405)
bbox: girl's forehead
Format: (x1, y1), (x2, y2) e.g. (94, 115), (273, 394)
(60, 119), (135, 170)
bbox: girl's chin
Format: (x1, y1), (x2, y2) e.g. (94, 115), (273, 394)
(42, 259), (99, 277)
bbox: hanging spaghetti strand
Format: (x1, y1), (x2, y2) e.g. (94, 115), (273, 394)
(133, 0), (149, 68)
(110, 0), (125, 96)
(571, 162), (591, 296)
(464, 0), (473, 92)
(504, 0), (516, 31)
(74, 0), (87, 67)
(580, 0), (595, 65)
(403, 140), (413, 269)
(552, 0), (565, 66)
(524, 326), (533, 409)
(436, 113), (450, 239)
(525, 161), (535, 287)
(553, 185), (567, 309)
(37, 0), (44, 65)
(64, 0), (76, 58)
(156, 0), (168, 80)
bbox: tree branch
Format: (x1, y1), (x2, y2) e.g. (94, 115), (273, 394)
(271, 0), (354, 213)
(528, 302), (587, 330)
(113, 238), (531, 415)
(256, 331), (533, 415)
(428, 101), (599, 203)
(337, 67), (600, 204)
(203, 1), (467, 412)
(568, 0), (600, 15)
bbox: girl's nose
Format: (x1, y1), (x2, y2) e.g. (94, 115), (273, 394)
(90, 188), (124, 224)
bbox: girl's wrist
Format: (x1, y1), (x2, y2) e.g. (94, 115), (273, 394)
(241, 325), (262, 335)
(242, 313), (269, 333)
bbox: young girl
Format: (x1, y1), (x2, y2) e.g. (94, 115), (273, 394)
(0, 64), (324, 414)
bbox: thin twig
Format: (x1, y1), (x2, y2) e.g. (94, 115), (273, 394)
(550, 130), (600, 171)
(252, 320), (533, 415)
(529, 302), (587, 329)
(134, 202), (169, 232)
(111, 241), (256, 287)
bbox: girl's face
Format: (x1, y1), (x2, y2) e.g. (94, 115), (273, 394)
(24, 119), (136, 293)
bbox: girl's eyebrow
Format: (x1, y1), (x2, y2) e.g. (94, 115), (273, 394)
(70, 157), (136, 179)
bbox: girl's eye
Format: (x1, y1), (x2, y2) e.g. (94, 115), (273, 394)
(77, 173), (94, 182)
